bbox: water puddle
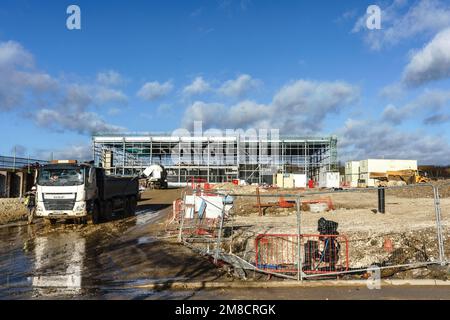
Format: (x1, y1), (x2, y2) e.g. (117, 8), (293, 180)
(0, 204), (204, 299)
(135, 209), (159, 226)
(137, 236), (157, 245)
(29, 233), (85, 297)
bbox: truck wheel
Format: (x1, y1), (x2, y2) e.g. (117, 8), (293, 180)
(103, 201), (113, 221)
(91, 203), (100, 224)
(45, 218), (57, 225)
(74, 218), (85, 225)
(123, 198), (132, 217)
(129, 196), (137, 215)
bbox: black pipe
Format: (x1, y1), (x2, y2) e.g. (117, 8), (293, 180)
(377, 187), (385, 214)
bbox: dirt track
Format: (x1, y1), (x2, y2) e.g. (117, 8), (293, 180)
(0, 188), (228, 299)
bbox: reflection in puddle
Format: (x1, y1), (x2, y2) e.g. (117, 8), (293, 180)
(30, 233), (85, 296)
(135, 209), (158, 226)
(137, 236), (156, 245)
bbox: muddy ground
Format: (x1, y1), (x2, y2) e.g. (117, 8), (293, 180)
(1, 184), (449, 300)
(0, 188), (230, 299)
(0, 198), (28, 225)
(185, 182), (450, 280)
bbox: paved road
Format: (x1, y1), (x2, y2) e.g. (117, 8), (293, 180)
(189, 286), (450, 300)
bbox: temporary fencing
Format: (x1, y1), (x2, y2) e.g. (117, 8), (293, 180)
(172, 183), (448, 281)
(255, 234), (349, 274)
(435, 182), (449, 265)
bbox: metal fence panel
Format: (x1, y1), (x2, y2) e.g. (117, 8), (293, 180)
(174, 184), (445, 280)
(299, 185), (441, 278)
(436, 182), (450, 264)
(255, 234), (349, 274)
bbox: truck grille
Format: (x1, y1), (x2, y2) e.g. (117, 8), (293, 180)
(43, 199), (75, 211)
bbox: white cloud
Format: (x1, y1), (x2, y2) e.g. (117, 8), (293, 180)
(272, 80), (359, 132)
(94, 87), (128, 105)
(273, 80), (358, 113)
(353, 0), (450, 50)
(0, 40), (33, 68)
(182, 100), (272, 130)
(379, 83), (405, 100)
(28, 82), (127, 135)
(402, 27), (450, 86)
(218, 74), (260, 98)
(0, 40), (57, 110)
(182, 101), (227, 129)
(181, 79), (359, 134)
(137, 81), (173, 101)
(227, 100), (272, 128)
(58, 83), (127, 110)
(35, 143), (92, 161)
(28, 82), (127, 134)
(35, 109), (124, 135)
(381, 89), (450, 125)
(338, 118), (450, 164)
(183, 77), (211, 96)
(96, 70), (124, 86)
(61, 84), (93, 112)
(381, 104), (404, 124)
(411, 89), (450, 111)
(0, 40), (127, 136)
(423, 113), (450, 125)
(55, 144), (92, 161)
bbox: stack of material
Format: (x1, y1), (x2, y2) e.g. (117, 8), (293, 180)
(359, 159), (418, 187)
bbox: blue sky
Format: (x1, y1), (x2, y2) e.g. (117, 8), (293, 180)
(1, 0), (450, 164)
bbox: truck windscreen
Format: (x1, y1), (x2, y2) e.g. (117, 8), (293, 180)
(38, 167), (85, 186)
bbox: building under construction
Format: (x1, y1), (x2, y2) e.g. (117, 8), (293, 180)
(92, 134), (338, 185)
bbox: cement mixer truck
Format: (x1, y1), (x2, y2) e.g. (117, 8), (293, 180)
(143, 164), (168, 189)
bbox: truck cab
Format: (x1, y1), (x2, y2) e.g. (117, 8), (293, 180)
(35, 160), (139, 224)
(35, 160), (96, 222)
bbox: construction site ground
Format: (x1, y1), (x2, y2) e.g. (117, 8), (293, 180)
(0, 198), (28, 225)
(0, 188), (230, 299)
(184, 181), (450, 280)
(0, 185), (449, 299)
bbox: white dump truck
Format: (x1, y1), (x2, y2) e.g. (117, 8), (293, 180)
(35, 160), (139, 224)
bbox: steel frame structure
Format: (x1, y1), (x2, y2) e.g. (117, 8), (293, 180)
(92, 134), (338, 184)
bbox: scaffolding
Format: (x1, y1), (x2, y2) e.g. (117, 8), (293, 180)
(92, 134), (338, 185)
